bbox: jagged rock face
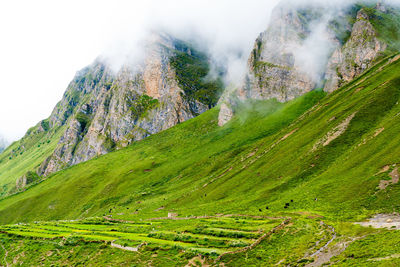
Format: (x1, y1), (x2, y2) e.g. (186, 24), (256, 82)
(15, 175), (27, 189)
(218, 4), (327, 126)
(243, 5), (318, 102)
(324, 9), (387, 92)
(39, 35), (213, 176)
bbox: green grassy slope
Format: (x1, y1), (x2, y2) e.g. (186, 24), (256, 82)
(0, 123), (64, 197)
(0, 54), (400, 225)
(0, 90), (323, 224)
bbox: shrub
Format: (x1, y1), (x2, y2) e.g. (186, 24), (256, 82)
(130, 94), (159, 119)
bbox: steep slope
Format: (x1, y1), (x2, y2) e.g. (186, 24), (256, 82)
(1, 53), (400, 225)
(0, 34), (223, 195)
(219, 1), (400, 125)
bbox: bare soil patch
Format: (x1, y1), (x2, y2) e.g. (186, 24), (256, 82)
(355, 214), (400, 230)
(313, 113), (356, 151)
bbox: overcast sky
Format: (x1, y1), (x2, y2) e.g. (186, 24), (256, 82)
(0, 0), (280, 141)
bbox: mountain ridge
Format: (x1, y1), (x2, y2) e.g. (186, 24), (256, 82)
(218, 1), (400, 125)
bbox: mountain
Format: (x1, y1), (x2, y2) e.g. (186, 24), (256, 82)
(0, 33), (223, 195)
(219, 1), (400, 125)
(1, 1), (400, 266)
(37, 34), (222, 177)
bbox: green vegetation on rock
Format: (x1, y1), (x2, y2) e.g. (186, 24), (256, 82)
(130, 94), (159, 120)
(170, 41), (224, 108)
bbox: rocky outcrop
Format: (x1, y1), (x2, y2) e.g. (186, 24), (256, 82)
(243, 4), (319, 103)
(218, 2), (392, 126)
(324, 9), (387, 92)
(218, 103), (234, 127)
(38, 34), (220, 176)
(16, 171), (40, 190)
(218, 3), (328, 125)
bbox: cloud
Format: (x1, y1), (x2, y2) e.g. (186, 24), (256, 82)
(100, 0), (281, 86)
(0, 0), (280, 141)
(290, 7), (343, 84)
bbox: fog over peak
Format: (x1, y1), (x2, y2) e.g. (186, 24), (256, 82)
(99, 0), (282, 85)
(1, 0), (399, 141)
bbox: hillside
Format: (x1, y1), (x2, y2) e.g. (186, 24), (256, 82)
(0, 53), (400, 265)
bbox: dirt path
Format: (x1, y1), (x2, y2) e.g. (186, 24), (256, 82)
(355, 214), (400, 230)
(301, 222), (360, 267)
(103, 216), (136, 223)
(305, 238), (357, 267)
(309, 225), (337, 259)
(301, 220), (371, 267)
(0, 242), (9, 267)
(301, 223), (339, 267)
(312, 112), (356, 151)
(110, 241), (145, 252)
(185, 256), (210, 267)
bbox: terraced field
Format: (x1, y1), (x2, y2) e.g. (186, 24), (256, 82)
(0, 216), (283, 256)
(2, 213), (400, 266)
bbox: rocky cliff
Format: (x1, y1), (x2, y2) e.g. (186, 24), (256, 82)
(324, 8), (387, 92)
(242, 4), (321, 103)
(219, 1), (399, 125)
(10, 34), (222, 180)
